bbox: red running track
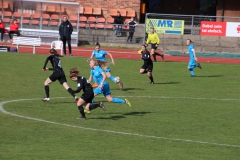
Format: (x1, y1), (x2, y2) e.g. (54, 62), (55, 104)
(2, 43), (240, 64)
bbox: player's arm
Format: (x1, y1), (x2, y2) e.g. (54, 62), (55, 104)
(42, 56), (51, 71)
(138, 49), (142, 54)
(193, 49), (198, 61)
(98, 71), (106, 89)
(107, 52), (115, 65)
(88, 75), (93, 83)
(155, 33), (160, 46)
(181, 51), (189, 54)
(145, 33), (150, 45)
(74, 81), (83, 93)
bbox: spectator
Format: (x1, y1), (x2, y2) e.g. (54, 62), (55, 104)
(9, 19), (20, 43)
(59, 16), (73, 56)
(114, 11), (124, 37)
(0, 19), (5, 42)
(126, 17), (138, 43)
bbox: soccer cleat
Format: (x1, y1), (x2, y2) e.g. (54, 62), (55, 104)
(70, 54), (73, 56)
(125, 99), (131, 107)
(150, 81), (154, 84)
(77, 116), (86, 120)
(84, 110), (91, 114)
(42, 98), (50, 102)
(191, 75), (196, 77)
(198, 63), (202, 69)
(118, 81), (123, 90)
(99, 102), (106, 111)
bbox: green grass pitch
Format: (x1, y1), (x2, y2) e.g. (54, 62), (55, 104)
(0, 52), (239, 159)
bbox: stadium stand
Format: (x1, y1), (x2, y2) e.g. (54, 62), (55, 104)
(87, 16), (96, 28)
(31, 12), (40, 25)
(118, 10), (127, 17)
(79, 16), (87, 28)
(92, 8), (102, 16)
(109, 9), (118, 16)
(13, 12), (21, 19)
(0, 1), (9, 9)
(79, 7), (84, 14)
(47, 6), (56, 12)
(126, 10), (136, 18)
(69, 15), (78, 27)
(84, 7), (93, 15)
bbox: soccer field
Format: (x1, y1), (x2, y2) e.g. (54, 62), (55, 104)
(0, 52), (239, 159)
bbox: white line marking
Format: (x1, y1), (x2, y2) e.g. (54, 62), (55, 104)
(0, 97), (240, 148)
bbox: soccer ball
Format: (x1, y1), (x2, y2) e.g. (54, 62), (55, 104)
(114, 77), (120, 83)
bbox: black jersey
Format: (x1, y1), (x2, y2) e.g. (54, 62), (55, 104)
(43, 55), (64, 73)
(141, 50), (152, 63)
(74, 76), (93, 93)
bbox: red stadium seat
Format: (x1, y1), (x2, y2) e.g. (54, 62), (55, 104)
(97, 17), (105, 23)
(13, 12), (21, 18)
(30, 20), (39, 25)
(93, 8), (102, 16)
(84, 7), (92, 15)
(109, 9), (118, 16)
(126, 10), (135, 17)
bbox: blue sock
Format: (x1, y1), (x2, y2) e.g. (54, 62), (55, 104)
(189, 69), (195, 76)
(112, 98), (125, 103)
(109, 76), (115, 82)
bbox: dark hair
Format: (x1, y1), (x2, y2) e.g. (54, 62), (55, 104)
(142, 44), (147, 48)
(49, 48), (61, 57)
(95, 42), (100, 48)
(187, 39), (193, 43)
(69, 68), (79, 78)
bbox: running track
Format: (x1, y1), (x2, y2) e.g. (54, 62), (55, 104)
(2, 43), (240, 64)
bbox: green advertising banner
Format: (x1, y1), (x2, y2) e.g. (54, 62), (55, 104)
(146, 18), (185, 35)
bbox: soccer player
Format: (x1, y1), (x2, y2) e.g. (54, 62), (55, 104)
(42, 49), (76, 102)
(69, 68), (106, 120)
(139, 45), (154, 84)
(145, 27), (164, 62)
(88, 42), (123, 90)
(182, 39), (202, 77)
(84, 58), (131, 112)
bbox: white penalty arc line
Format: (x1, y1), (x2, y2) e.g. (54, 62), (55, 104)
(0, 97), (240, 148)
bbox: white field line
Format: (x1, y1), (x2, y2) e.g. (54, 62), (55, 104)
(0, 97), (240, 148)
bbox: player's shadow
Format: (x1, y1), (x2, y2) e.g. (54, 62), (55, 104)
(123, 111), (152, 116)
(154, 81), (180, 85)
(89, 115), (125, 120)
(196, 75), (223, 78)
(111, 88), (144, 91)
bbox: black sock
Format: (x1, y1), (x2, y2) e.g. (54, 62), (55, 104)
(78, 105), (86, 118)
(155, 52), (164, 58)
(149, 76), (154, 82)
(152, 54), (156, 61)
(89, 103), (99, 110)
(67, 88), (75, 98)
(44, 86), (49, 98)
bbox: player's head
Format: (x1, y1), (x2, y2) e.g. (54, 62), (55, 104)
(117, 11), (121, 17)
(130, 17), (134, 21)
(12, 19), (18, 24)
(69, 68), (79, 81)
(141, 44), (147, 51)
(150, 27), (154, 33)
(49, 48), (60, 56)
(89, 58), (98, 68)
(63, 16), (68, 22)
(95, 42), (101, 52)
(186, 39), (193, 45)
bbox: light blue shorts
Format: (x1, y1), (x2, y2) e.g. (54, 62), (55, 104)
(93, 83), (111, 97)
(188, 59), (196, 69)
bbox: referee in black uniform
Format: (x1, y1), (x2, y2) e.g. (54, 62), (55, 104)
(139, 45), (154, 84)
(69, 68), (106, 120)
(42, 49), (76, 102)
(59, 16), (73, 56)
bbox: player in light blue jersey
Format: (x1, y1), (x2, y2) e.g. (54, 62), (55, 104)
(182, 39), (202, 77)
(84, 58), (131, 112)
(88, 42), (123, 90)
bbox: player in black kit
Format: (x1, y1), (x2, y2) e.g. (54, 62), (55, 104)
(69, 68), (106, 120)
(139, 45), (154, 84)
(42, 49), (76, 102)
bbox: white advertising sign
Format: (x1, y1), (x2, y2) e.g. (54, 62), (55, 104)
(226, 22), (240, 37)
